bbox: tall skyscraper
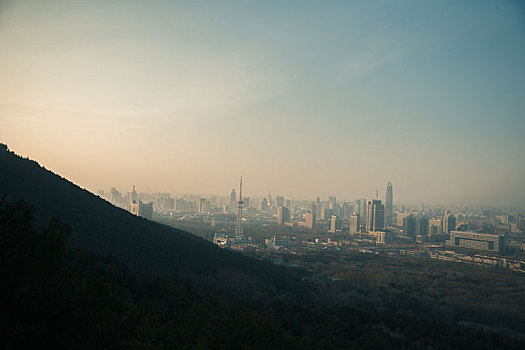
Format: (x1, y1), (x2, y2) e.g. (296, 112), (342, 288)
(366, 200), (385, 232)
(304, 211), (315, 229)
(518, 218), (525, 230)
(397, 212), (410, 227)
(443, 214), (457, 234)
(385, 182), (393, 226)
(358, 199), (367, 225)
(415, 216), (429, 235)
(329, 215), (341, 233)
(110, 187), (124, 207)
(276, 196), (284, 208)
(277, 206), (289, 224)
(129, 185), (138, 206)
(199, 197), (208, 214)
(321, 208), (333, 221)
(308, 201), (316, 214)
(259, 197), (268, 211)
(341, 202), (351, 220)
(429, 219), (443, 235)
(230, 188), (236, 208)
(403, 215), (416, 236)
(289, 200), (296, 220)
(349, 213), (360, 234)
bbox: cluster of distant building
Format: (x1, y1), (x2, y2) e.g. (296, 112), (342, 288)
(99, 185), (153, 220)
(99, 181), (525, 256)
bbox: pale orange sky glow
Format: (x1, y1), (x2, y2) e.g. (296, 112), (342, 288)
(1, 0), (524, 207)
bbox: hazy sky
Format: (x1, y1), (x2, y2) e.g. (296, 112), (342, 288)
(1, 0), (524, 207)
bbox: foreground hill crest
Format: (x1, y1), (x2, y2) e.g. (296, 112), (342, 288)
(0, 143), (300, 298)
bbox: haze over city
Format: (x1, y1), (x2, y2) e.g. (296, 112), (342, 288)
(1, 0), (524, 207)
(3, 1), (525, 348)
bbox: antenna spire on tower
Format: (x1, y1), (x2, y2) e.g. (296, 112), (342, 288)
(235, 176), (244, 237)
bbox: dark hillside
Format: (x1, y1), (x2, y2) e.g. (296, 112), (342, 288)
(2, 198), (522, 349)
(0, 144), (303, 297)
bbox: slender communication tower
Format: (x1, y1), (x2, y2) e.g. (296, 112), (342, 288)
(235, 176), (244, 237)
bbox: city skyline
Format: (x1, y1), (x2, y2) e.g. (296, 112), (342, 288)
(1, 1), (524, 207)
(97, 179), (523, 211)
(1, 2), (525, 347)
(3, 138), (524, 208)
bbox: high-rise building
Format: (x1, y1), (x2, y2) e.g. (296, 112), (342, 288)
(397, 212), (410, 227)
(329, 215), (342, 233)
(230, 189), (236, 208)
(130, 201), (139, 216)
(495, 223), (511, 235)
(514, 212), (521, 224)
(443, 214), (457, 234)
(403, 215), (416, 236)
(385, 182), (393, 226)
(130, 200), (153, 220)
(276, 196), (284, 208)
(519, 218), (525, 230)
(376, 231), (393, 244)
(415, 216), (429, 236)
(308, 201), (316, 213)
(331, 203), (341, 216)
(175, 198), (187, 211)
(199, 198), (208, 214)
(289, 200), (296, 220)
(110, 187), (124, 207)
(358, 199), (367, 225)
(316, 197), (321, 218)
(429, 219), (443, 235)
(155, 193), (174, 210)
(496, 215), (509, 225)
(366, 200), (384, 232)
(341, 202), (351, 220)
(128, 185), (138, 208)
(141, 202), (153, 220)
(277, 206), (290, 224)
(259, 197), (268, 211)
(349, 213), (360, 234)
(304, 211), (315, 229)
(321, 208), (333, 221)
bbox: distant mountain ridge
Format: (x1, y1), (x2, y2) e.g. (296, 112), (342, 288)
(0, 144), (302, 297)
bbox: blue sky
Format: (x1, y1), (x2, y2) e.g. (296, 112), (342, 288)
(1, 0), (524, 206)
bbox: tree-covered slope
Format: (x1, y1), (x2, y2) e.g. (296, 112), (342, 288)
(0, 144), (302, 297)
(2, 199), (522, 349)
